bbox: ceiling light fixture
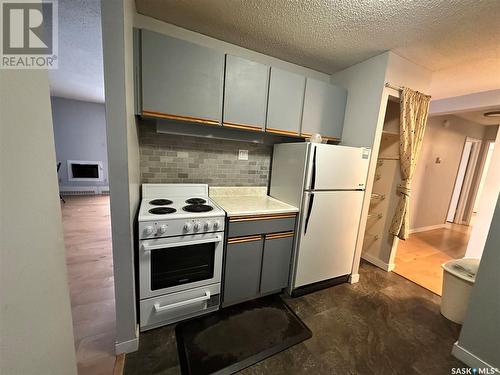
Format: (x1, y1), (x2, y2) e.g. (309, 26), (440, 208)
(484, 111), (500, 118)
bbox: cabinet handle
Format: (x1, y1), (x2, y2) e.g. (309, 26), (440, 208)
(265, 231), (294, 240)
(227, 235), (262, 244)
(304, 193), (314, 235)
(154, 291), (211, 313)
(310, 146), (317, 190)
(142, 110), (220, 125)
(223, 121), (263, 132)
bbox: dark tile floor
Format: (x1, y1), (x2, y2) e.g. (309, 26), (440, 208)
(125, 261), (464, 374)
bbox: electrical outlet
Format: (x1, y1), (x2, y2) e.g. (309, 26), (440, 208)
(238, 150), (248, 160)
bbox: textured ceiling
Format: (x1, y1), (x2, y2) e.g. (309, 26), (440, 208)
(48, 0), (104, 103)
(135, 0), (500, 74)
(455, 108), (500, 126)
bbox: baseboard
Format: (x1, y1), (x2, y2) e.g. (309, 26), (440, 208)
(349, 273), (360, 284)
(409, 224), (447, 234)
(361, 253), (395, 272)
(59, 185), (110, 195)
(115, 326), (139, 354)
(452, 341), (499, 373)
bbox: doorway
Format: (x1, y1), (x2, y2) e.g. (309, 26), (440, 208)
(447, 137), (481, 224)
(473, 141), (495, 213)
(393, 114), (498, 295)
(48, 0), (116, 374)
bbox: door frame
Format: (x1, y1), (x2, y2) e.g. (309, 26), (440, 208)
(447, 137), (482, 224)
(471, 140), (496, 214)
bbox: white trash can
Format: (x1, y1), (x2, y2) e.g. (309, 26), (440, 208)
(440, 258), (480, 324)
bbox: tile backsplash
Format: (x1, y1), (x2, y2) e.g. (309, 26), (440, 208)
(139, 123), (272, 186)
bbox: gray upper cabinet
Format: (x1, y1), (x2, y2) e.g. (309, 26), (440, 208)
(223, 55), (269, 131)
(301, 78), (347, 140)
(266, 67), (306, 136)
(140, 29), (224, 125)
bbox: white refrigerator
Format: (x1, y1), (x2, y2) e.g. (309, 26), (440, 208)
(270, 142), (370, 295)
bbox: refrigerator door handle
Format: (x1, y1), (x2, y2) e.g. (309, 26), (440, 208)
(310, 146), (317, 190)
(304, 193), (314, 235)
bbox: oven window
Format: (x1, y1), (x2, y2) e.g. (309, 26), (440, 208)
(150, 242), (215, 290)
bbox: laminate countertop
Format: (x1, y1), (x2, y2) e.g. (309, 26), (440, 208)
(209, 187), (299, 217)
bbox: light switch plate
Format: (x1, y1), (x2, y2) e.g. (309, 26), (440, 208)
(238, 150), (248, 160)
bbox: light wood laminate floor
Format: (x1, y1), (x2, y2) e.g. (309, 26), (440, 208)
(62, 195), (116, 375)
(394, 223), (472, 295)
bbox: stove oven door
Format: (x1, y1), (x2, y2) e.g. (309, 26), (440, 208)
(139, 233), (223, 299)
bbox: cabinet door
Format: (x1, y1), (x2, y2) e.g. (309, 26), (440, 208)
(260, 233), (294, 294)
(140, 30), (224, 124)
(223, 236), (263, 306)
(266, 67), (305, 136)
(223, 55), (269, 131)
(301, 78), (347, 140)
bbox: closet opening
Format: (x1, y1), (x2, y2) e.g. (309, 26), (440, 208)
(361, 92), (500, 296)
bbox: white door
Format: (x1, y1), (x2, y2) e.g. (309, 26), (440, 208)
(294, 190), (364, 288)
(305, 144), (370, 190)
(447, 141), (473, 222)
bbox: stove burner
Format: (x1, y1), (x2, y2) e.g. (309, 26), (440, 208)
(182, 204), (214, 213)
(149, 207), (176, 215)
(149, 199), (173, 206)
(185, 198), (207, 205)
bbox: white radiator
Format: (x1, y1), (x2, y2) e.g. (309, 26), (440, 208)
(59, 186), (109, 195)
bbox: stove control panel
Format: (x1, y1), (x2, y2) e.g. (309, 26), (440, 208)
(139, 218), (224, 239)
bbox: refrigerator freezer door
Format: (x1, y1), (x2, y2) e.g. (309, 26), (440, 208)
(305, 144), (370, 190)
(293, 190), (364, 288)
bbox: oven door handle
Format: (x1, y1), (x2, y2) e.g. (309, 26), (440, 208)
(142, 235), (222, 252)
(154, 291), (211, 313)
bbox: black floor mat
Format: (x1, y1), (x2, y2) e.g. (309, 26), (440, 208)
(175, 295), (312, 375)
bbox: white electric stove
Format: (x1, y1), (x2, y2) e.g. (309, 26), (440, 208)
(138, 184), (226, 331)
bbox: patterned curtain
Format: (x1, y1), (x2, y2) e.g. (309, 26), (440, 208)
(389, 87), (431, 240)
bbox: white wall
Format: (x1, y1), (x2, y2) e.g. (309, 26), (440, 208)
(51, 96), (109, 188)
(410, 115), (487, 230)
(330, 52), (390, 278)
(331, 51), (433, 275)
(453, 196), (500, 369)
(101, 0), (140, 353)
(430, 89), (500, 116)
(0, 72), (77, 373)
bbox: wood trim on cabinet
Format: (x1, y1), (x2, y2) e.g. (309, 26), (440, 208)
(300, 132), (340, 142)
(322, 135), (341, 141)
(265, 128), (300, 136)
(265, 231), (295, 240)
(227, 235), (262, 245)
(142, 110), (220, 125)
(229, 213), (297, 222)
(223, 121), (263, 132)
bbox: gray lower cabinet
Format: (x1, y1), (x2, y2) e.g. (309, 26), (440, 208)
(301, 78), (347, 140)
(260, 233), (294, 294)
(223, 55), (269, 131)
(266, 67), (306, 136)
(223, 236), (263, 306)
(223, 214), (297, 307)
(139, 29), (224, 124)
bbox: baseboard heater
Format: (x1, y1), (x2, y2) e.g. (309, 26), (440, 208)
(59, 186), (109, 195)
